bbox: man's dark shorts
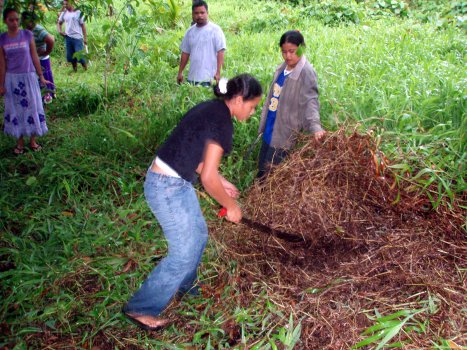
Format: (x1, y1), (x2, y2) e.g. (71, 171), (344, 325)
(65, 36), (86, 64)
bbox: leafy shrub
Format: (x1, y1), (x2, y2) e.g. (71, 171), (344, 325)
(300, 1), (365, 26)
(147, 32), (182, 68)
(412, 0), (467, 29)
(244, 4), (296, 33)
(46, 84), (104, 118)
(150, 0), (183, 28)
(370, 0), (409, 17)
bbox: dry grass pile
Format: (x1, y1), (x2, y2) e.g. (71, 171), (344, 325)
(211, 129), (466, 349)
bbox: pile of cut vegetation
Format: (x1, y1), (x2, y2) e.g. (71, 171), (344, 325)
(211, 129), (465, 349)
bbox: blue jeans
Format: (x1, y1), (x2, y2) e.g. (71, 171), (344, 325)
(65, 36), (85, 64)
(123, 169), (208, 317)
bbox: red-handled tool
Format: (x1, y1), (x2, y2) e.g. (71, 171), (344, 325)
(217, 207), (228, 218)
(218, 208), (305, 243)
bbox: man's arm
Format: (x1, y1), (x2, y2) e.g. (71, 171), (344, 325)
(177, 52), (190, 84)
(40, 34), (54, 57)
(301, 68), (325, 140)
(57, 12), (65, 36)
(214, 49), (224, 84)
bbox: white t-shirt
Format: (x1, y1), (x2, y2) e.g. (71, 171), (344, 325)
(180, 22), (226, 82)
(58, 10), (85, 40)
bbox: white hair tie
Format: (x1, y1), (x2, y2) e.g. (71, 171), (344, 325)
(219, 77), (228, 94)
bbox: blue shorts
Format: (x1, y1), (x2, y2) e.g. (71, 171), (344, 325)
(65, 36), (85, 64)
(187, 80), (211, 87)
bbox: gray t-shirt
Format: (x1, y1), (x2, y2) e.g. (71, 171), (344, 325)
(180, 21), (226, 82)
(58, 10), (84, 40)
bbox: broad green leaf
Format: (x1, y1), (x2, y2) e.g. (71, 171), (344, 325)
(375, 315), (413, 350)
(375, 309), (413, 322)
(26, 176), (37, 186)
(362, 320), (403, 335)
(353, 332), (385, 348)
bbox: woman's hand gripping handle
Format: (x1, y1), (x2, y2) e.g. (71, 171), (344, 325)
(218, 207), (242, 224)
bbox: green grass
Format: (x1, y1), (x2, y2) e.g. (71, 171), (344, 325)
(1, 0), (466, 348)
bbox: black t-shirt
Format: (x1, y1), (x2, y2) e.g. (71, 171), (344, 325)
(157, 99), (233, 183)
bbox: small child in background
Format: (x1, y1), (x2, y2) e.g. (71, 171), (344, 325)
(123, 74), (263, 331)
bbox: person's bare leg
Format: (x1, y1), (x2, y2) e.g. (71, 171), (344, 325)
(14, 136), (24, 154)
(30, 136), (37, 148)
(30, 136), (42, 151)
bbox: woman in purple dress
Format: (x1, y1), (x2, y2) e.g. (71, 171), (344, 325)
(0, 8), (48, 154)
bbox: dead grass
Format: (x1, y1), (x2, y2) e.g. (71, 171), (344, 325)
(211, 129), (466, 348)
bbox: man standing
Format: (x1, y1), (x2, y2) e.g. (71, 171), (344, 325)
(177, 1), (226, 87)
(57, 0), (87, 72)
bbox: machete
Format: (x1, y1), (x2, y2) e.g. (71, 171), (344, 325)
(218, 208), (305, 243)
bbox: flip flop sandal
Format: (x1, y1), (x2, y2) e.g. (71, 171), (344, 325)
(123, 312), (169, 331)
(13, 146), (24, 155)
(31, 144), (42, 152)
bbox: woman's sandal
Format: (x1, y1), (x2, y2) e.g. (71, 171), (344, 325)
(123, 312), (170, 331)
(31, 144), (42, 152)
(13, 146), (24, 155)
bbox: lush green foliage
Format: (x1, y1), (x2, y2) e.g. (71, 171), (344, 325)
(0, 0), (465, 348)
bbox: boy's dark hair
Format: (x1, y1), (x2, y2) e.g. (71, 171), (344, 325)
(3, 7), (18, 20)
(213, 74), (262, 101)
(21, 10), (38, 23)
(192, 0), (208, 11)
(279, 30), (305, 47)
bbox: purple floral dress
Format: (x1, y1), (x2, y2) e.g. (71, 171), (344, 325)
(0, 30), (47, 139)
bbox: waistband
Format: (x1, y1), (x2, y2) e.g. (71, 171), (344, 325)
(154, 157), (180, 178)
